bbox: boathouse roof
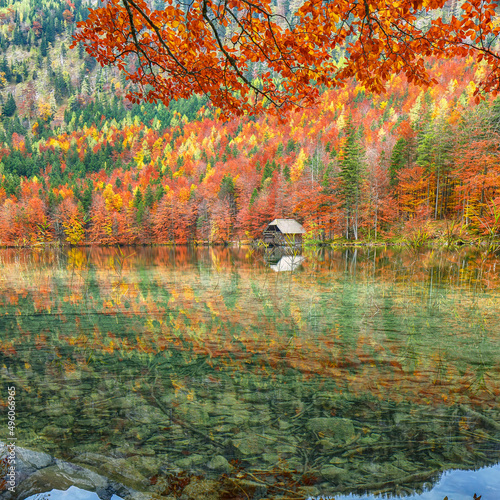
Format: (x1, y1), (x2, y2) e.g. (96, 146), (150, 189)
(266, 219), (306, 234)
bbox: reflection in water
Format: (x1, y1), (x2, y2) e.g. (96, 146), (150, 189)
(269, 255), (305, 272)
(334, 463), (500, 500)
(26, 486), (123, 500)
(0, 246), (499, 499)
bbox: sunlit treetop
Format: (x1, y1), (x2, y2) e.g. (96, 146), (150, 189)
(74, 0), (500, 118)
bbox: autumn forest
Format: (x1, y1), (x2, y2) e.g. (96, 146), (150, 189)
(0, 0), (499, 248)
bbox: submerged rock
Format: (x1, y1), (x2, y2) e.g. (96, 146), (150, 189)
(176, 453), (206, 469)
(180, 478), (220, 500)
(306, 417), (355, 444)
(128, 404), (168, 424)
(127, 455), (161, 478)
(207, 455), (231, 473)
(262, 452), (279, 464)
(19, 462), (108, 497)
(231, 432), (271, 456)
(321, 464), (347, 482)
(359, 432), (382, 446)
(74, 452), (150, 490)
(297, 485), (320, 497)
(278, 419), (292, 430)
(41, 424), (70, 439)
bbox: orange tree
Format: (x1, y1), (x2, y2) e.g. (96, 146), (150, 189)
(73, 0), (500, 117)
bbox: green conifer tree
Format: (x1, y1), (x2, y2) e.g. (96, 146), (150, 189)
(2, 93), (16, 118)
(250, 188), (259, 206)
(339, 116), (365, 240)
(144, 184), (154, 208)
(389, 137), (408, 187)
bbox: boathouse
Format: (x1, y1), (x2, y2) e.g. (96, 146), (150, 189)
(263, 219), (306, 246)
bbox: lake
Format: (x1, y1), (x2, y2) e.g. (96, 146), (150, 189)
(0, 246), (499, 499)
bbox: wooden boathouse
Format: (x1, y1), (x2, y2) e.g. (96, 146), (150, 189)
(262, 219), (306, 246)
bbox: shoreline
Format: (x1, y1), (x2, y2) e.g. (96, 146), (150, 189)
(0, 239), (497, 251)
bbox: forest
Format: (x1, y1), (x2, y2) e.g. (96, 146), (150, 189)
(0, 0), (499, 246)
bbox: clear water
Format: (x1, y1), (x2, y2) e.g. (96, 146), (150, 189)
(1, 246), (499, 499)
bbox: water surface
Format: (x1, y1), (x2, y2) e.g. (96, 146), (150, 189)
(0, 246), (499, 499)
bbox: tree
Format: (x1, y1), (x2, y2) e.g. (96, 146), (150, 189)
(58, 197), (85, 245)
(2, 93), (16, 118)
(452, 105), (500, 228)
(144, 184), (154, 208)
(390, 138), (410, 187)
(416, 113), (454, 220)
(73, 0), (500, 117)
(339, 116), (365, 240)
(153, 190), (197, 243)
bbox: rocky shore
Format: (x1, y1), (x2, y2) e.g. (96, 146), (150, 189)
(1, 442), (152, 500)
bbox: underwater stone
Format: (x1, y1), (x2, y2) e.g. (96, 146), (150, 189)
(208, 455), (231, 473)
(74, 453), (149, 490)
(306, 417), (355, 443)
(275, 443), (297, 454)
(240, 391), (269, 403)
(317, 438), (337, 451)
(359, 433), (381, 446)
(278, 419), (292, 430)
(262, 453), (279, 464)
(128, 405), (168, 424)
(176, 454), (205, 469)
(180, 478), (220, 500)
(41, 425), (69, 438)
(54, 415), (75, 428)
(128, 455), (161, 477)
(321, 464), (347, 481)
(297, 486), (320, 497)
(231, 433), (270, 455)
(45, 405), (67, 418)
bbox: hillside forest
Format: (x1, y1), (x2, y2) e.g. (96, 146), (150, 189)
(0, 0), (500, 246)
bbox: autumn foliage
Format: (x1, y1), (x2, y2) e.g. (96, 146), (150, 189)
(1, 57), (500, 246)
(72, 0), (500, 116)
